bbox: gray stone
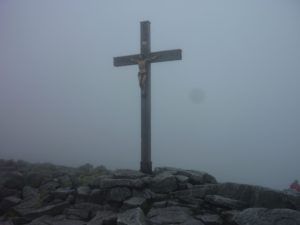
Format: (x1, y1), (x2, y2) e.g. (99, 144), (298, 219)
(25, 172), (49, 188)
(64, 208), (91, 220)
(113, 169), (146, 179)
(147, 206), (193, 224)
(39, 181), (60, 196)
(205, 195), (248, 210)
(71, 202), (105, 218)
(54, 188), (75, 200)
(181, 219), (205, 225)
(123, 197), (147, 210)
(221, 210), (240, 225)
(89, 188), (106, 204)
(77, 186), (91, 195)
(100, 178), (144, 189)
(173, 182), (300, 210)
(109, 187), (131, 202)
(150, 173), (178, 193)
(117, 208), (147, 225)
(14, 201), (69, 221)
(233, 208), (300, 225)
(0, 196), (21, 211)
(87, 210), (117, 225)
(0, 171), (25, 189)
(152, 201), (168, 208)
(58, 175), (73, 188)
(154, 167), (217, 185)
(26, 215), (86, 225)
(0, 186), (20, 200)
(196, 214), (223, 225)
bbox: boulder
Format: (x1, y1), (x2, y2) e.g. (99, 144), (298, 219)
(150, 173), (178, 193)
(195, 214), (223, 225)
(154, 167), (217, 185)
(147, 206), (193, 224)
(204, 195), (248, 210)
(113, 169), (146, 179)
(100, 178), (144, 189)
(25, 215), (86, 225)
(54, 188), (75, 201)
(89, 188), (106, 204)
(117, 208), (147, 225)
(14, 201), (70, 221)
(64, 208), (91, 221)
(0, 196), (21, 212)
(233, 208), (300, 225)
(173, 183), (300, 209)
(109, 187), (131, 202)
(123, 197), (147, 210)
(87, 210), (117, 225)
(0, 186), (20, 200)
(0, 171), (25, 190)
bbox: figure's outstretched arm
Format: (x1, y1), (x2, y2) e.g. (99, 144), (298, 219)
(130, 58), (139, 63)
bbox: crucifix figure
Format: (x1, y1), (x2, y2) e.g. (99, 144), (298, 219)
(113, 21), (182, 174)
(130, 55), (159, 94)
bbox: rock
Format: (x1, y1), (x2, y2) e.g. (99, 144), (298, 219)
(100, 178), (144, 189)
(221, 210), (240, 225)
(0, 186), (20, 200)
(87, 210), (117, 225)
(147, 206), (193, 224)
(64, 208), (91, 221)
(39, 181), (60, 196)
(26, 215), (86, 225)
(204, 195), (248, 210)
(178, 170), (217, 185)
(71, 202), (107, 218)
(14, 201), (70, 221)
(154, 167), (217, 185)
(123, 197), (147, 210)
(25, 172), (49, 188)
(109, 187), (131, 202)
(54, 188), (75, 200)
(173, 183), (300, 210)
(196, 214), (223, 225)
(0, 171), (25, 190)
(77, 163), (94, 175)
(181, 219), (205, 225)
(77, 186), (91, 196)
(117, 208), (147, 225)
(233, 208), (300, 225)
(89, 188), (106, 204)
(176, 175), (190, 190)
(150, 173), (178, 193)
(57, 175), (73, 188)
(113, 169), (146, 179)
(0, 196), (21, 212)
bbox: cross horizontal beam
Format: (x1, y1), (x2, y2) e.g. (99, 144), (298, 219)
(113, 49), (182, 67)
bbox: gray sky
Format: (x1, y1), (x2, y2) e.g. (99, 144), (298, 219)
(1, 0), (300, 190)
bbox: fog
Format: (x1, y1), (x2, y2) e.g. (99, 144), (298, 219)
(1, 0), (300, 190)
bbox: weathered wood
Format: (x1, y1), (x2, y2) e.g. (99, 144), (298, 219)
(113, 50), (182, 67)
(113, 21), (182, 174)
(140, 21), (152, 174)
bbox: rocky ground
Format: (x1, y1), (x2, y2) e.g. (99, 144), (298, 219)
(0, 159), (300, 225)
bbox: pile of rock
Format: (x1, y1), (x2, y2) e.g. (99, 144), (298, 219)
(0, 159), (300, 225)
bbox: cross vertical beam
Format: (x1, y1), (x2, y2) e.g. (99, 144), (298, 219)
(140, 21), (152, 173)
(113, 21), (182, 174)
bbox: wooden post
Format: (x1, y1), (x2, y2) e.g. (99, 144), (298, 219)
(113, 21), (182, 174)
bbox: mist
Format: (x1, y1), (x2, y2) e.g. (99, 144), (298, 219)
(1, 0), (300, 190)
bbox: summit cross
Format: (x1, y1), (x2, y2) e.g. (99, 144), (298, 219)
(113, 21), (182, 174)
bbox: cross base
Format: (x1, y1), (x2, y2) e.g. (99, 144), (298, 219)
(140, 161), (152, 174)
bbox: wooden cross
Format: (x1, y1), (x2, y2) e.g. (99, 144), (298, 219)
(113, 21), (182, 174)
